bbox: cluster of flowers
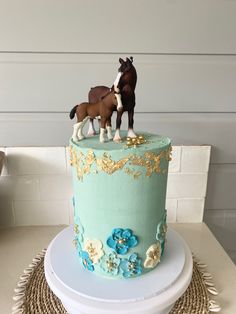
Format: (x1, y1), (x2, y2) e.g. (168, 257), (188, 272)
(73, 210), (167, 278)
(74, 227), (142, 278)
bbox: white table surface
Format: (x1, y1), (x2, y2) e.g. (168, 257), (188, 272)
(0, 223), (235, 314)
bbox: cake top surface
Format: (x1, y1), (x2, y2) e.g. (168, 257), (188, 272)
(71, 131), (171, 152)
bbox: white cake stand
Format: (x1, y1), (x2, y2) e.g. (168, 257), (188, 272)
(45, 226), (193, 314)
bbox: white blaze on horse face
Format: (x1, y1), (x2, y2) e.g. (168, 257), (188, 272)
(113, 71), (122, 93)
(114, 93), (123, 112)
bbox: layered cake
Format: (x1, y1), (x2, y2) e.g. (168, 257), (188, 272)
(69, 57), (171, 279)
(69, 132), (171, 279)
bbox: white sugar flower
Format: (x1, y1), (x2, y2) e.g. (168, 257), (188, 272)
(144, 242), (162, 269)
(84, 238), (104, 264)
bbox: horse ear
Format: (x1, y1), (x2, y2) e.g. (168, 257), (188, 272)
(126, 57), (133, 64)
(119, 58), (125, 65)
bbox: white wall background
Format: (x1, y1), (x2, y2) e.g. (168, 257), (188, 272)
(0, 0), (236, 262)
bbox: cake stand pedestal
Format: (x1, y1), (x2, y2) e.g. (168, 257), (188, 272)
(45, 226), (192, 314)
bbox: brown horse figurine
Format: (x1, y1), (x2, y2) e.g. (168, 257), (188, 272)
(70, 90), (123, 143)
(88, 57), (137, 142)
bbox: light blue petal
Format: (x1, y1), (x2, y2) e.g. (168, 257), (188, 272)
(76, 241), (82, 257)
(127, 235), (138, 248)
(122, 229), (132, 239)
(81, 251), (89, 260)
(72, 196), (75, 208)
(107, 236), (116, 249)
(112, 228), (123, 238)
(136, 265), (143, 275)
(123, 271), (131, 278)
(87, 261), (94, 272)
(120, 259), (129, 272)
(117, 245), (128, 255)
(110, 252), (120, 265)
(129, 253), (138, 263)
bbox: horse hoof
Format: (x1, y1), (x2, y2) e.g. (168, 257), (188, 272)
(78, 136), (85, 140)
(113, 137), (122, 143)
(127, 129), (137, 138)
(72, 137), (79, 142)
(87, 131), (96, 137)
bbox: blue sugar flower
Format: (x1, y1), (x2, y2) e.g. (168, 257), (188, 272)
(107, 228), (138, 255)
(156, 210), (168, 253)
(73, 237), (82, 257)
(74, 216), (84, 243)
(120, 253), (142, 278)
(72, 196), (75, 209)
(100, 252), (121, 276)
(81, 251), (94, 272)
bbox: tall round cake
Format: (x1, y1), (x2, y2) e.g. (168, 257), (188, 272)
(70, 131), (171, 279)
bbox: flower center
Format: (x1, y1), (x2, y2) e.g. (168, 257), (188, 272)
(106, 259), (116, 271)
(128, 262), (135, 270)
(118, 238), (126, 244)
(150, 251), (158, 260)
(87, 244), (96, 256)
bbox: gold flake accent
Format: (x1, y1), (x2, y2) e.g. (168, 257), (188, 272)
(72, 239), (78, 247)
(70, 144), (172, 181)
(96, 153), (130, 175)
(124, 168), (142, 180)
(74, 224), (79, 234)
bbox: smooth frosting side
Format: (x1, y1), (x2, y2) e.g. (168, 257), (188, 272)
(70, 131), (171, 279)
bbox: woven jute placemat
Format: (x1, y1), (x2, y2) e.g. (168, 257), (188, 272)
(12, 250), (221, 314)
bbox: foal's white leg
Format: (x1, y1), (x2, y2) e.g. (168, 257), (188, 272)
(106, 126), (113, 140)
(72, 123), (80, 141)
(78, 117), (90, 140)
(100, 128), (107, 143)
(87, 119), (96, 136)
(127, 129), (137, 138)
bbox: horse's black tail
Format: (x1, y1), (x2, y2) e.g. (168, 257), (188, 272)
(69, 105), (78, 120)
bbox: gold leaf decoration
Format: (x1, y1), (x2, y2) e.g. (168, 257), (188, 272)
(70, 144), (172, 181)
(96, 153), (130, 175)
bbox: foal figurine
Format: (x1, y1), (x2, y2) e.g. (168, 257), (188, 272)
(70, 90), (123, 143)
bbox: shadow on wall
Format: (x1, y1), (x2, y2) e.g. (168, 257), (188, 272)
(204, 211), (236, 265)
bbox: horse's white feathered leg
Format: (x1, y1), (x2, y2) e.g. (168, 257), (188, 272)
(127, 129), (137, 138)
(106, 126), (113, 140)
(113, 129), (122, 142)
(100, 128), (107, 143)
(87, 119), (96, 136)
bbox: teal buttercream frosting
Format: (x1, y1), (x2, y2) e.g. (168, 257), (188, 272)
(70, 131), (171, 279)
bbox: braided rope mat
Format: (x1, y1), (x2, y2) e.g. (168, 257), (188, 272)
(12, 250), (221, 314)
